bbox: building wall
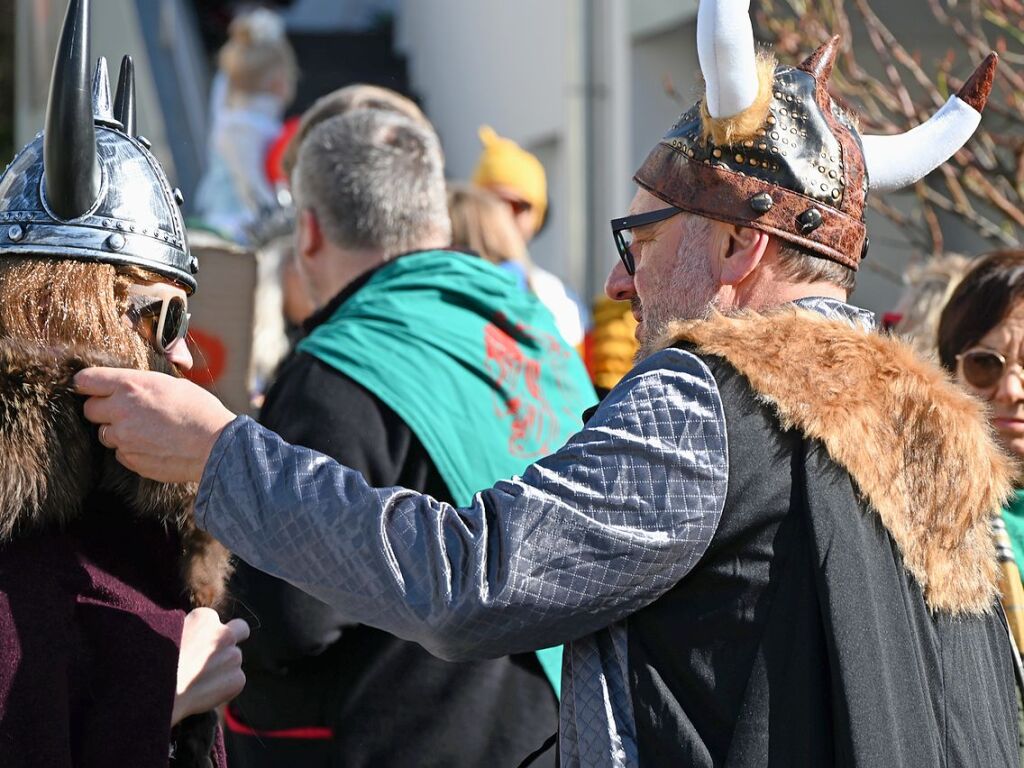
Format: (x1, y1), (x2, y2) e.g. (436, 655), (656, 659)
(395, 0), (573, 286)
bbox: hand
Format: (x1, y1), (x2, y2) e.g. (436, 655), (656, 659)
(172, 608), (250, 727)
(74, 368), (236, 484)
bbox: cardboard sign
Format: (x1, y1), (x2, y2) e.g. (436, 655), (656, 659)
(183, 231), (257, 416)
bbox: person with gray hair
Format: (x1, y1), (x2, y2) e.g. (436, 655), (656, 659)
(290, 109), (451, 271)
(219, 106), (595, 767)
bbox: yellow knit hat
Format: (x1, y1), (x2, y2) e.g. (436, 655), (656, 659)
(472, 126), (548, 233)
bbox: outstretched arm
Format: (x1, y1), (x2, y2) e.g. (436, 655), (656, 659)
(195, 348), (728, 659)
(76, 348), (728, 659)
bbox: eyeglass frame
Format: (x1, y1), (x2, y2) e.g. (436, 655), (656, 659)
(125, 285), (191, 355)
(609, 206), (682, 276)
(955, 347), (1024, 390)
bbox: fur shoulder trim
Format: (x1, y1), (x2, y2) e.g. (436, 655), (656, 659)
(0, 340), (187, 538)
(0, 340), (108, 539)
(660, 308), (1013, 615)
(0, 339), (231, 609)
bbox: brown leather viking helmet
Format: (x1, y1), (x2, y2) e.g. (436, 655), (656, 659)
(634, 0), (998, 270)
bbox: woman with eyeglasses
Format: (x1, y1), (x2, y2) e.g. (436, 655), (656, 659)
(939, 250), (1024, 662)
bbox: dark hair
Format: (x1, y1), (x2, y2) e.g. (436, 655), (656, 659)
(937, 250), (1024, 372)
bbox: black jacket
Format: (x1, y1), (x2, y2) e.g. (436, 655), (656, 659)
(224, 288), (558, 767)
(625, 349), (1015, 766)
(631, 310), (1020, 767)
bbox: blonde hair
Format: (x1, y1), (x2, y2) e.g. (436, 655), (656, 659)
(700, 51), (778, 147)
(895, 253), (972, 357)
(282, 84), (429, 179)
(0, 258), (157, 370)
(219, 9), (297, 100)
(447, 183), (530, 270)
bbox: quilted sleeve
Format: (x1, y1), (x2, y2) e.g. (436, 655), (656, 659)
(196, 348), (729, 660)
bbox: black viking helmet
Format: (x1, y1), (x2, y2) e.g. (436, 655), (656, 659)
(0, 0), (196, 292)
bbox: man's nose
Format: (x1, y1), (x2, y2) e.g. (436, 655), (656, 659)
(605, 259), (636, 302)
(165, 337), (194, 372)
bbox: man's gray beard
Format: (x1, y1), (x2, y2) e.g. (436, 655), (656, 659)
(633, 223), (720, 363)
(635, 295), (720, 362)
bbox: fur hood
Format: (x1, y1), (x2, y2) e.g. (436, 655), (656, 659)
(0, 338), (229, 608)
(659, 307), (1014, 616)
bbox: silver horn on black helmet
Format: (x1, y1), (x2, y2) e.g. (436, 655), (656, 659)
(0, 0), (197, 292)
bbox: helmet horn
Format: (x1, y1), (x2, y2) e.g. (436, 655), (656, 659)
(861, 53), (998, 193)
(697, 0), (760, 119)
(92, 56), (120, 129)
(113, 55), (136, 136)
(798, 36), (840, 83)
(44, 0), (101, 220)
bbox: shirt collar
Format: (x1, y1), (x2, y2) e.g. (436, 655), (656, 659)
(792, 296), (876, 330)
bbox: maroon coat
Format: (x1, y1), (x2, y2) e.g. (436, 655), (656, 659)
(0, 341), (230, 767)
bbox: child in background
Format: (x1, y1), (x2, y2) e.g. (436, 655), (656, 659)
(195, 8), (297, 244)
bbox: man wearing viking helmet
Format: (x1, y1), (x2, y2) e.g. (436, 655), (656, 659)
(78, 0), (1019, 764)
(0, 1), (248, 765)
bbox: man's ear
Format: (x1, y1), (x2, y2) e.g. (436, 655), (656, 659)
(296, 208), (323, 264)
(717, 224), (771, 286)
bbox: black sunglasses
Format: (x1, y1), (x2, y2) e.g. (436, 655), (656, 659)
(126, 292), (190, 354)
(957, 348), (1023, 390)
(609, 206), (681, 276)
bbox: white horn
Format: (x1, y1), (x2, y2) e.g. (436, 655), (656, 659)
(863, 53), (998, 193)
(862, 98), (981, 193)
(697, 0), (760, 119)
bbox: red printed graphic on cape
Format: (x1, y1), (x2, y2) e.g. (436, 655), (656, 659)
(484, 314), (573, 459)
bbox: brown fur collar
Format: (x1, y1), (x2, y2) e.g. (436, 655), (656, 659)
(0, 338), (230, 608)
(659, 307), (1013, 616)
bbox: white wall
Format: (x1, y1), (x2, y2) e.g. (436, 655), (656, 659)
(396, 0), (572, 282)
(630, 18), (698, 174)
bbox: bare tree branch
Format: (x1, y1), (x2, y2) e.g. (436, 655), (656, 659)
(753, 0), (1024, 259)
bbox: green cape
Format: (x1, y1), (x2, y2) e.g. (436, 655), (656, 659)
(298, 250), (597, 695)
